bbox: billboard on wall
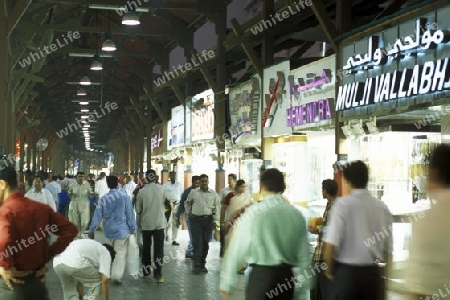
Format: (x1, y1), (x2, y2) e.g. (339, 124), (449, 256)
(151, 123), (163, 156)
(287, 54), (335, 128)
(191, 89), (215, 141)
(228, 76), (261, 146)
(171, 105), (184, 147)
(262, 60), (291, 137)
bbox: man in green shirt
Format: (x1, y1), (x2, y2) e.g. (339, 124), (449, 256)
(220, 168), (311, 300)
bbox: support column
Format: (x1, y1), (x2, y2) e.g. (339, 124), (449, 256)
(0, 5), (9, 155)
(262, 0), (274, 67)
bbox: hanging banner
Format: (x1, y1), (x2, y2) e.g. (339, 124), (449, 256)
(151, 123), (163, 156)
(171, 106), (185, 147)
(191, 89), (215, 141)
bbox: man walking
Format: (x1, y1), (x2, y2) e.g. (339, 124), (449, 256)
(136, 169), (176, 283)
(163, 171), (183, 245)
(46, 175), (62, 209)
(88, 176), (137, 285)
(323, 161), (393, 300)
(25, 176), (57, 211)
(122, 175), (137, 200)
(53, 239), (116, 300)
(94, 172), (109, 199)
(185, 174), (221, 274)
(0, 164), (78, 299)
(175, 175), (200, 258)
(69, 172), (94, 238)
(309, 179), (338, 300)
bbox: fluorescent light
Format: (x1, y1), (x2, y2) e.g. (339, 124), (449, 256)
(79, 102), (89, 105)
(88, 4), (149, 12)
(81, 116), (89, 119)
(102, 32), (116, 52)
(122, 11), (140, 25)
(81, 109), (89, 112)
(80, 75), (91, 85)
(77, 88), (87, 96)
(69, 52), (113, 58)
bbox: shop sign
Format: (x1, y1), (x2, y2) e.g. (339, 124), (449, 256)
(191, 90), (214, 141)
(151, 124), (163, 155)
(262, 71), (286, 128)
(286, 98), (333, 127)
(171, 105), (184, 147)
(338, 17), (450, 111)
(289, 69), (332, 95)
(229, 77), (261, 144)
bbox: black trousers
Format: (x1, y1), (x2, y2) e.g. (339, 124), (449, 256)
(310, 260), (331, 300)
(142, 229), (165, 278)
(330, 263), (382, 300)
(0, 273), (49, 300)
(189, 215), (213, 269)
(219, 229), (225, 257)
(246, 264), (294, 300)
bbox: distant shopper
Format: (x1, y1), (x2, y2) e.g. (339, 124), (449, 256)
(219, 174), (237, 256)
(136, 170), (176, 283)
(309, 179), (338, 300)
(404, 145), (450, 298)
(220, 169), (311, 300)
(25, 176), (57, 211)
(175, 175), (201, 258)
(46, 176), (62, 208)
(185, 174), (221, 274)
(123, 175), (137, 200)
(94, 172), (109, 199)
(53, 239), (116, 300)
(88, 176), (137, 285)
(323, 161), (393, 300)
(69, 172), (93, 238)
(0, 164), (78, 300)
(163, 171), (184, 246)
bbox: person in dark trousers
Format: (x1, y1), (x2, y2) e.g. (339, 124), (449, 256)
(175, 175), (200, 258)
(323, 161), (393, 300)
(309, 179), (338, 300)
(0, 164), (78, 300)
(185, 174), (221, 274)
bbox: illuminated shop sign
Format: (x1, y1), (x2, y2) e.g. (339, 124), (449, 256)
(337, 17), (450, 111)
(343, 18), (448, 73)
(262, 71), (286, 127)
(286, 98), (332, 127)
(289, 69), (332, 94)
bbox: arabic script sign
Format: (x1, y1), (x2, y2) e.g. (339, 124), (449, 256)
(343, 18), (449, 74)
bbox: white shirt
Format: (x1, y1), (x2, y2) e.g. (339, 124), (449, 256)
(123, 182), (137, 200)
(95, 178), (109, 199)
(185, 187), (221, 223)
(219, 186), (233, 203)
(136, 183), (177, 231)
(404, 190), (450, 295)
(25, 188), (57, 211)
(323, 189), (393, 265)
(163, 181), (183, 203)
(46, 181), (61, 203)
(53, 239), (112, 278)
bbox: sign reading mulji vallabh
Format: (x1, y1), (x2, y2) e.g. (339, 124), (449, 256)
(337, 12), (450, 111)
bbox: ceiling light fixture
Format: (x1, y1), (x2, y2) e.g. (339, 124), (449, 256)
(122, 10), (140, 26)
(79, 75), (91, 85)
(77, 88), (87, 96)
(90, 54), (103, 70)
(81, 109), (89, 112)
(79, 102), (89, 105)
(81, 115), (89, 119)
(102, 12), (116, 52)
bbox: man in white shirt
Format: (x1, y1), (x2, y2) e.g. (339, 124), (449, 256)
(185, 174), (221, 274)
(46, 176), (62, 210)
(123, 175), (137, 200)
(95, 172), (109, 199)
(69, 172), (94, 238)
(53, 239), (116, 300)
(25, 176), (57, 211)
(323, 161), (393, 300)
(136, 169), (177, 283)
(163, 171), (184, 245)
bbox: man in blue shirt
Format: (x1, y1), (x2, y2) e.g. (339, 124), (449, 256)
(175, 175), (200, 258)
(88, 175), (137, 285)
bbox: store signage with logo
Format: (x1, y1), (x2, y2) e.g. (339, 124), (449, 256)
(191, 89), (214, 141)
(289, 69), (332, 95)
(338, 17), (450, 111)
(286, 98), (333, 127)
(262, 71), (286, 128)
(171, 105), (184, 147)
(229, 77), (261, 144)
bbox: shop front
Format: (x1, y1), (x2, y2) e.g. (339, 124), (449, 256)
(337, 6), (450, 274)
(166, 105), (187, 187)
(228, 76), (262, 197)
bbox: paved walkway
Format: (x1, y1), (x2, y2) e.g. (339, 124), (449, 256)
(46, 228), (407, 300)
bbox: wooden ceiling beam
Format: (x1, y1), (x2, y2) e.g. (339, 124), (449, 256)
(309, 0), (338, 52)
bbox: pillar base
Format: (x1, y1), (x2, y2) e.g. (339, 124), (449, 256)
(215, 169), (226, 193)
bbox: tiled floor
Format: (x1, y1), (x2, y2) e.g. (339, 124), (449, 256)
(46, 229), (407, 300)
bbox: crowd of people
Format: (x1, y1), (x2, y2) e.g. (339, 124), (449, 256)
(0, 144), (449, 299)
